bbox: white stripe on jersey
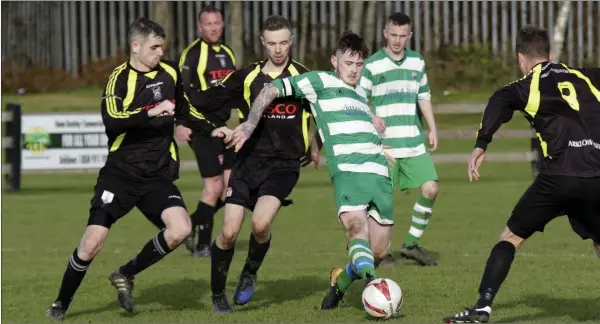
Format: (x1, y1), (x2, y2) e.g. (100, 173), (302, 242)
(328, 120), (378, 136)
(338, 162), (389, 177)
(375, 103), (416, 118)
(371, 80), (419, 97)
(332, 142), (383, 156)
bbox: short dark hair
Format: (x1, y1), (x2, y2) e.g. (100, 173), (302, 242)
(128, 17), (165, 44)
(387, 12), (411, 27)
(336, 31), (369, 59)
(516, 25), (550, 58)
(198, 5), (223, 21)
(262, 15), (292, 32)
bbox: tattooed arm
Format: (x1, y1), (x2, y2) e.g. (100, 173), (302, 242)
(227, 83), (279, 151)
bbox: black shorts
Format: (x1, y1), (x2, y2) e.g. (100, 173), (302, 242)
(87, 175), (187, 229)
(190, 133), (235, 178)
(225, 155), (300, 211)
(507, 174), (600, 244)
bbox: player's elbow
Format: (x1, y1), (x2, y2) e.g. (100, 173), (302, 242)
(103, 119), (126, 134)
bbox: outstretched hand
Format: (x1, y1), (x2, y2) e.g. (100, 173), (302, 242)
(372, 115), (386, 133)
(382, 145), (396, 168)
(211, 126), (233, 143)
(226, 122), (252, 152)
(467, 147), (486, 182)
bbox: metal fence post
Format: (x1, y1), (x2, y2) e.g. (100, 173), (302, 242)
(2, 103), (22, 192)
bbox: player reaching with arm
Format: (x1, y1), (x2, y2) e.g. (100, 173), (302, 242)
(360, 13), (439, 266)
(228, 31), (396, 311)
(196, 16), (316, 313)
(45, 18), (201, 321)
(443, 25), (600, 323)
(176, 5), (237, 257)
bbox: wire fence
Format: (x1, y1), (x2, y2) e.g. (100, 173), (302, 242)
(2, 0), (599, 76)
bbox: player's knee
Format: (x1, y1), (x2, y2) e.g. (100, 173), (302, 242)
(372, 247), (388, 264)
(251, 218), (271, 240)
(344, 216), (368, 240)
(500, 227), (525, 250)
(421, 181), (438, 199)
(165, 218), (192, 246)
(79, 235), (105, 260)
(202, 176), (224, 201)
(221, 225), (240, 246)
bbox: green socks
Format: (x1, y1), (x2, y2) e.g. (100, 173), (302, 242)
(405, 194), (434, 247)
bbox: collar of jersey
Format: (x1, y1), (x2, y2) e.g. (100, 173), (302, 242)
(381, 47), (408, 66)
(127, 60), (161, 74)
(258, 58), (293, 79)
(200, 38), (222, 52)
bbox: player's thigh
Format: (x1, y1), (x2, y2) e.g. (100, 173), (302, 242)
(136, 182), (188, 230)
(225, 163), (255, 211)
(507, 174), (566, 239)
(396, 153), (438, 191)
(251, 196), (282, 233)
(564, 177), (600, 244)
(333, 172), (374, 218)
(190, 134), (226, 178)
(221, 146), (236, 171)
(87, 176), (136, 229)
(368, 175), (395, 226)
(257, 160), (300, 209)
(220, 203), (247, 241)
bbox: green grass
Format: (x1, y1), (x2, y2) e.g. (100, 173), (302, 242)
(2, 88), (496, 113)
(176, 138), (532, 162)
(2, 163), (599, 323)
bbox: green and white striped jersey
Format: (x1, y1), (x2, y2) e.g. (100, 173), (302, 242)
(360, 48), (431, 158)
(272, 71), (389, 179)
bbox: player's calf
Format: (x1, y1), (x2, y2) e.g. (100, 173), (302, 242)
(401, 182), (438, 266)
(189, 176), (224, 256)
(339, 211), (377, 279)
(46, 225), (109, 320)
(594, 242), (600, 258)
(234, 196), (279, 305)
(109, 207), (189, 312)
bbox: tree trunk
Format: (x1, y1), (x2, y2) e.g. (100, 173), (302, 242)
(298, 1), (310, 62)
(364, 1), (377, 51)
(151, 1), (172, 58)
(349, 1), (363, 34)
(227, 1), (244, 68)
(552, 0), (571, 63)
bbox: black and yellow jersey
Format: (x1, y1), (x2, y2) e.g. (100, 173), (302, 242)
(100, 59), (196, 183)
(477, 61), (600, 177)
(188, 59), (312, 159)
(178, 38), (236, 128)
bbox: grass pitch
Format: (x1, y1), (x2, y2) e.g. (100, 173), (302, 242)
(2, 162), (599, 323)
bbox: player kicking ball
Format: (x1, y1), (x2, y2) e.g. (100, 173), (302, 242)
(227, 31), (397, 311)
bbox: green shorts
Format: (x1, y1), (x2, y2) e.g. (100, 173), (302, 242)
(391, 153), (438, 191)
(332, 172), (394, 225)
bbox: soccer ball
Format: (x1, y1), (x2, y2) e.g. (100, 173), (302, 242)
(362, 278), (403, 319)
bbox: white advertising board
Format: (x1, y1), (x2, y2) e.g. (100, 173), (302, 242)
(21, 113), (109, 170)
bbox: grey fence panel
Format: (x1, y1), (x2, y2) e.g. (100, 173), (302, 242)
(2, 0), (599, 77)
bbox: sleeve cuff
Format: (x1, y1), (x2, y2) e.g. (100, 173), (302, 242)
(475, 138), (490, 151)
(271, 79), (285, 97)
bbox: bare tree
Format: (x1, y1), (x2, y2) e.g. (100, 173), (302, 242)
(151, 1), (172, 58)
(349, 1), (363, 34)
(298, 1), (310, 62)
(227, 1), (244, 68)
(552, 0), (571, 63)
(364, 1), (377, 51)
